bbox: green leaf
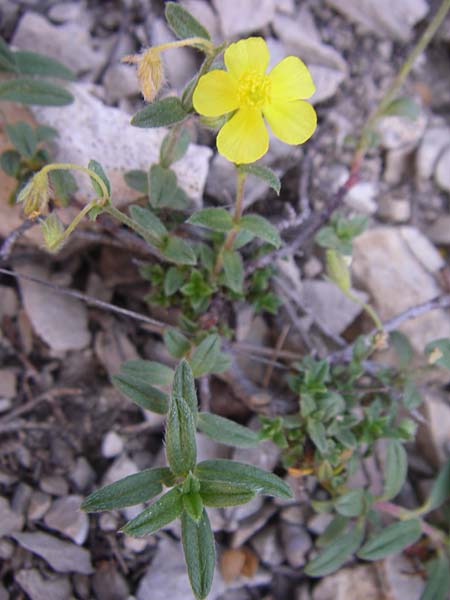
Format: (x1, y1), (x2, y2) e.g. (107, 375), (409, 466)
(124, 169), (148, 194)
(335, 489), (367, 517)
(383, 96), (421, 120)
(131, 97), (187, 128)
(160, 127), (190, 167)
(121, 487), (183, 537)
(164, 328), (191, 359)
(112, 374), (169, 414)
(403, 380), (422, 410)
(165, 394), (197, 476)
(307, 419), (328, 454)
(172, 359), (198, 418)
(121, 359), (174, 386)
(165, 2), (211, 41)
(381, 439), (408, 501)
(317, 515), (350, 547)
(420, 554), (450, 600)
(389, 331), (413, 369)
(88, 159), (111, 198)
(182, 491), (204, 523)
(5, 122), (37, 158)
(181, 510), (215, 600)
(304, 522), (364, 577)
(233, 228), (254, 250)
(81, 467), (173, 512)
(0, 150), (21, 177)
(160, 235), (197, 266)
(35, 125), (58, 143)
(189, 334), (221, 378)
(197, 412), (260, 448)
(238, 164), (281, 195)
(199, 480), (256, 507)
(164, 267), (185, 296)
(129, 205), (167, 241)
(0, 38), (17, 72)
(14, 50), (75, 80)
(239, 214), (281, 248)
(149, 164), (188, 209)
(357, 519), (422, 561)
(195, 459), (293, 499)
(422, 458), (450, 513)
(223, 249), (244, 293)
(188, 208), (233, 233)
(49, 169), (77, 205)
(425, 338), (450, 370)
(0, 78), (73, 106)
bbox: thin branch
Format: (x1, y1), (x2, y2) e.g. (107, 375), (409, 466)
(0, 219), (36, 262)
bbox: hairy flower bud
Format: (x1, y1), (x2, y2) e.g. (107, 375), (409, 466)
(40, 212), (65, 252)
(123, 48), (165, 102)
(17, 171), (50, 218)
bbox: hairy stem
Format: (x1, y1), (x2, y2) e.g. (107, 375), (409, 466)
(42, 163), (110, 203)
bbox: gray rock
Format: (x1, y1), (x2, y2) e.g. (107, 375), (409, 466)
(12, 531), (93, 574)
(280, 523), (312, 568)
(352, 227), (450, 352)
(378, 193), (411, 223)
(416, 125), (450, 180)
(309, 65), (346, 104)
(399, 226), (445, 273)
(326, 0), (429, 41)
(44, 495), (89, 545)
(17, 263), (90, 353)
(99, 512), (119, 532)
(103, 64), (140, 103)
(417, 390), (450, 467)
(345, 181), (378, 215)
(31, 83), (212, 208)
(11, 482), (33, 515)
(123, 536), (148, 553)
(213, 0), (275, 38)
(103, 454), (139, 485)
(69, 457), (96, 491)
(376, 114), (427, 151)
(40, 475), (69, 496)
(231, 504), (277, 548)
(312, 564), (380, 600)
(435, 147), (450, 193)
(15, 569), (71, 600)
(0, 286), (18, 319)
(251, 525), (284, 566)
(0, 368), (17, 399)
(47, 2), (85, 23)
(280, 505), (305, 525)
(0, 497), (24, 537)
(382, 553), (425, 599)
(92, 562), (130, 600)
(0, 539), (14, 559)
(12, 12), (103, 75)
(307, 512), (334, 535)
(180, 0), (222, 42)
(101, 431), (124, 458)
(28, 491), (52, 521)
(425, 215), (450, 246)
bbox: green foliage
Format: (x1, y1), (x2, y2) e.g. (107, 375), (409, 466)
(383, 96), (421, 120)
(239, 214), (282, 247)
(425, 338), (450, 370)
(131, 97), (188, 128)
(49, 169), (77, 205)
(421, 554), (450, 600)
(188, 208), (234, 232)
(0, 78), (73, 105)
(238, 164), (281, 195)
(222, 249), (244, 293)
(181, 510), (215, 600)
(88, 159), (111, 198)
(305, 522), (365, 577)
(165, 1), (211, 41)
(357, 519), (422, 561)
(121, 487), (184, 537)
(160, 128), (191, 168)
(197, 412), (260, 447)
(149, 164), (188, 209)
(381, 439), (408, 501)
(316, 213), (367, 255)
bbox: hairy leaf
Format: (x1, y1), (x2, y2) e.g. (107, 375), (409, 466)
(121, 487), (183, 537)
(357, 519), (422, 561)
(197, 412), (260, 448)
(181, 509), (215, 600)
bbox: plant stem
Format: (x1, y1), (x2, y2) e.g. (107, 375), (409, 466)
(104, 204), (160, 247)
(42, 162), (110, 203)
(213, 170), (246, 275)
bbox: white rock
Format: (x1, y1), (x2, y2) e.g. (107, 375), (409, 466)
(416, 126), (450, 180)
(44, 495), (89, 545)
(376, 114), (427, 151)
(12, 12), (103, 75)
(40, 475), (68, 496)
(16, 262), (90, 353)
(417, 390), (450, 466)
(251, 525), (284, 566)
(47, 2), (85, 23)
(399, 226), (445, 273)
(274, 0), (295, 14)
(425, 215), (450, 245)
(309, 65), (346, 104)
(352, 227), (450, 352)
(280, 523), (312, 568)
(273, 9), (347, 73)
(101, 431), (124, 458)
(0, 497), (24, 537)
(27, 491), (52, 521)
(312, 564), (380, 600)
(326, 0), (429, 42)
(31, 83), (212, 208)
(103, 63), (140, 103)
(382, 553), (424, 599)
(302, 281), (368, 337)
(103, 454), (139, 485)
(378, 195), (411, 223)
(435, 146), (450, 193)
(69, 457), (96, 491)
(12, 532), (93, 574)
(345, 181), (378, 214)
(16, 569), (71, 600)
(213, 0), (275, 38)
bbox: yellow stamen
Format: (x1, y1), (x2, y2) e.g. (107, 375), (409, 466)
(237, 70), (271, 109)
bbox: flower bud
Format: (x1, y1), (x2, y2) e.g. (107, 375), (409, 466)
(326, 249), (351, 293)
(17, 171), (50, 218)
(123, 48), (165, 102)
(40, 213), (65, 252)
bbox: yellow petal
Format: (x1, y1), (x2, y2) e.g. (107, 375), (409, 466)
(224, 37), (269, 80)
(217, 108), (269, 164)
(263, 99), (317, 145)
(268, 56), (315, 101)
(193, 70), (239, 117)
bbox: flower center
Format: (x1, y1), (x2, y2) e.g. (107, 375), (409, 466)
(237, 70), (271, 109)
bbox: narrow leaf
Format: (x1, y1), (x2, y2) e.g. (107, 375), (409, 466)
(335, 489), (366, 517)
(14, 50), (75, 80)
(423, 458), (450, 513)
(165, 394), (197, 476)
(197, 412), (260, 448)
(0, 78), (73, 106)
(238, 164), (280, 195)
(124, 169), (148, 194)
(49, 169), (77, 205)
(112, 374), (169, 414)
(88, 159), (111, 198)
(121, 359), (174, 386)
(420, 554), (450, 600)
(81, 467), (173, 512)
(200, 481), (255, 507)
(35, 125), (58, 143)
(383, 96), (420, 120)
(160, 235), (197, 266)
(223, 249), (244, 293)
(188, 208), (233, 233)
(195, 459), (292, 499)
(129, 205), (167, 241)
(317, 515), (350, 547)
(357, 519), (422, 561)
(0, 150), (21, 177)
(182, 491), (204, 523)
(239, 214), (281, 248)
(5, 122), (36, 158)
(131, 97), (187, 128)
(165, 2), (211, 41)
(304, 522), (364, 577)
(0, 37), (17, 71)
(160, 128), (190, 167)
(307, 419), (328, 454)
(121, 487), (183, 537)
(381, 439), (408, 501)
(164, 328), (190, 359)
(182, 510), (215, 600)
(189, 335), (221, 377)
(173, 359), (198, 418)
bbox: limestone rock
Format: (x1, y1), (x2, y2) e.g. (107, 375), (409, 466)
(44, 495), (89, 545)
(417, 390), (450, 467)
(213, 0), (275, 38)
(0, 497), (24, 537)
(312, 564), (380, 600)
(416, 125), (450, 180)
(15, 569), (71, 600)
(435, 147), (450, 193)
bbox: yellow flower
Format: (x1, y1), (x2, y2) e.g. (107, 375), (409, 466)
(193, 37), (317, 164)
